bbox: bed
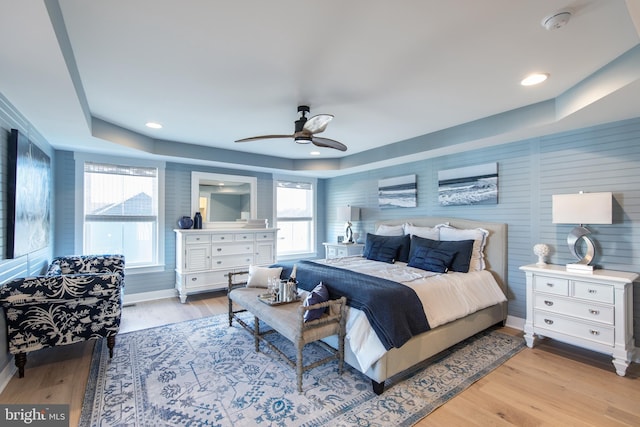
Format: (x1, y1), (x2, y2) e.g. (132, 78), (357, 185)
(275, 217), (508, 394)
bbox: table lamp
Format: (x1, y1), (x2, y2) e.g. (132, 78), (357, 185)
(552, 191), (612, 272)
(337, 206), (360, 244)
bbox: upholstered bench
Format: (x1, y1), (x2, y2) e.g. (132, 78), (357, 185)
(227, 271), (347, 393)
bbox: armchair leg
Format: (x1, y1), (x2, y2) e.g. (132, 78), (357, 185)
(15, 353), (26, 378)
(107, 336), (116, 358)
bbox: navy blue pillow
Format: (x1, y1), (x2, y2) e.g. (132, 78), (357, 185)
(303, 282), (329, 322)
(408, 247), (456, 273)
(409, 236), (475, 273)
(363, 233), (411, 263)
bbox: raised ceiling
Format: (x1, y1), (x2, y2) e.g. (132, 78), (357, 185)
(1, 1), (639, 176)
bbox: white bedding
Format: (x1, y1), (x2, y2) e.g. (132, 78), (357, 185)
(314, 256), (507, 372)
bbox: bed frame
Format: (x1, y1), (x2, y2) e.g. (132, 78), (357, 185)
(325, 217), (508, 394)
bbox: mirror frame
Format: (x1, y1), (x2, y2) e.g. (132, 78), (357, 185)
(191, 171), (257, 228)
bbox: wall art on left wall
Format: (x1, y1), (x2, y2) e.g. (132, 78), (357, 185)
(6, 129), (51, 258)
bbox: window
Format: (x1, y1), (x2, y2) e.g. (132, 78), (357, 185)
(79, 158), (164, 270)
(276, 179), (315, 256)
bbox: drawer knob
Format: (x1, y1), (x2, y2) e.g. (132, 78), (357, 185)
(544, 319), (554, 325)
(544, 300), (554, 306)
(220, 237), (225, 240)
(242, 236), (247, 239)
(216, 261), (222, 265)
(546, 283), (554, 287)
(588, 289), (597, 294)
(191, 277), (198, 281)
(588, 309), (600, 315)
(590, 329), (600, 336)
(217, 248), (222, 252)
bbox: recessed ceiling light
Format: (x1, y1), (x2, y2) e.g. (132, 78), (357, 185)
(145, 122), (163, 129)
(310, 151), (321, 156)
(521, 73), (549, 86)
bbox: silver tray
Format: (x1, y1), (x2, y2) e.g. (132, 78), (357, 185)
(257, 294), (301, 306)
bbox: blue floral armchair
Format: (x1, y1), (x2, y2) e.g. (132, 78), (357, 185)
(0, 254), (125, 378)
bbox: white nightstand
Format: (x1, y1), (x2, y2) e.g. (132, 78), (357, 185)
(323, 242), (364, 259)
(520, 264), (638, 376)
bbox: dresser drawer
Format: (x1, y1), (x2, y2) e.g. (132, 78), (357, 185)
(212, 243), (254, 256)
(186, 234), (211, 244)
(533, 312), (614, 347)
(184, 270), (228, 290)
(211, 254), (254, 269)
(211, 233), (234, 242)
(533, 294), (614, 325)
(533, 275), (569, 296)
(256, 231), (276, 241)
(234, 233), (255, 242)
(572, 281), (614, 304)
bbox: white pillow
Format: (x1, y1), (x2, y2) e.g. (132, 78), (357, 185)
(439, 226), (489, 271)
(403, 224), (439, 240)
(375, 224), (404, 236)
(246, 265), (283, 288)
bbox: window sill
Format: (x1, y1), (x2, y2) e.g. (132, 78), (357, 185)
(125, 264), (166, 275)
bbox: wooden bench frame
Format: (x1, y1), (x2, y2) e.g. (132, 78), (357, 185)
(227, 271), (347, 393)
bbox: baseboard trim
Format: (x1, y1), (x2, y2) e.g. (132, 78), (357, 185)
(123, 289), (178, 305)
(0, 356), (17, 394)
(505, 315), (524, 331)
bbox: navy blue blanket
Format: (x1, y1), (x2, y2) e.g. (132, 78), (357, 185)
(274, 260), (430, 350)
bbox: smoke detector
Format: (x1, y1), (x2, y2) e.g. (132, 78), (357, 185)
(541, 10), (572, 30)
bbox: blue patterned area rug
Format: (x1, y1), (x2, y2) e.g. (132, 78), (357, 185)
(79, 313), (524, 426)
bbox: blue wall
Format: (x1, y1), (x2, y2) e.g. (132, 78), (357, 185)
(0, 93), (55, 374)
(324, 117), (640, 341)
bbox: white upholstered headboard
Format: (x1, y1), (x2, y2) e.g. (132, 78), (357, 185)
(373, 217), (508, 292)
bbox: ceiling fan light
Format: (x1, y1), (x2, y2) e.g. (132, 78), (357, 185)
(295, 136), (312, 144)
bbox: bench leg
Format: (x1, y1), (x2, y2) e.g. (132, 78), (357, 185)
(296, 341), (303, 393)
(254, 316), (260, 352)
(107, 335), (116, 358)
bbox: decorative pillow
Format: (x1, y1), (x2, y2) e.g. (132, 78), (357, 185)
(408, 247), (456, 273)
(363, 233), (411, 263)
(409, 236), (475, 273)
(375, 224), (404, 236)
(303, 282), (329, 322)
(439, 226), (489, 271)
(246, 265), (283, 288)
(403, 224), (440, 240)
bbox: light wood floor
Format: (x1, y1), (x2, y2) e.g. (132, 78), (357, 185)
(1, 292), (638, 426)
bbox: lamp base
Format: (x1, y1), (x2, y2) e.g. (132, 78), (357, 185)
(566, 263), (594, 274)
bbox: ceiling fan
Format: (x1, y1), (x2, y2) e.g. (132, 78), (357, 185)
(235, 105), (347, 152)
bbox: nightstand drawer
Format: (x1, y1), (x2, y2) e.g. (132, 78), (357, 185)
(533, 294), (614, 325)
(533, 312), (614, 347)
(533, 275), (569, 296)
(572, 281), (614, 304)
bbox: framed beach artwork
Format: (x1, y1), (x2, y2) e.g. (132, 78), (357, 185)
(6, 129), (51, 258)
(438, 162), (498, 206)
(378, 174), (417, 209)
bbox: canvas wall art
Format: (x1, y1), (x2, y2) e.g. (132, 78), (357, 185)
(438, 162), (498, 206)
(378, 174), (417, 208)
(6, 129), (51, 258)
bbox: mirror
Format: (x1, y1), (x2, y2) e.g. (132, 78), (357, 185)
(191, 172), (257, 227)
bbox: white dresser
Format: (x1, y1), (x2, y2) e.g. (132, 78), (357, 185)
(323, 242), (364, 259)
(175, 228), (277, 302)
(520, 264), (638, 376)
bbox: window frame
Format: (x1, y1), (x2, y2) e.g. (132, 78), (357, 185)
(273, 174), (317, 260)
(74, 153), (165, 274)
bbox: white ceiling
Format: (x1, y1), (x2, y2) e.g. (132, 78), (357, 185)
(1, 1), (639, 176)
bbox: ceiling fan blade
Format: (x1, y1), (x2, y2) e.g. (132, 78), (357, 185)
(312, 137), (347, 152)
(303, 114), (333, 134)
(235, 134), (293, 142)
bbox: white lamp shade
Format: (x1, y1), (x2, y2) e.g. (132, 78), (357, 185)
(552, 192), (612, 225)
(337, 206), (360, 222)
